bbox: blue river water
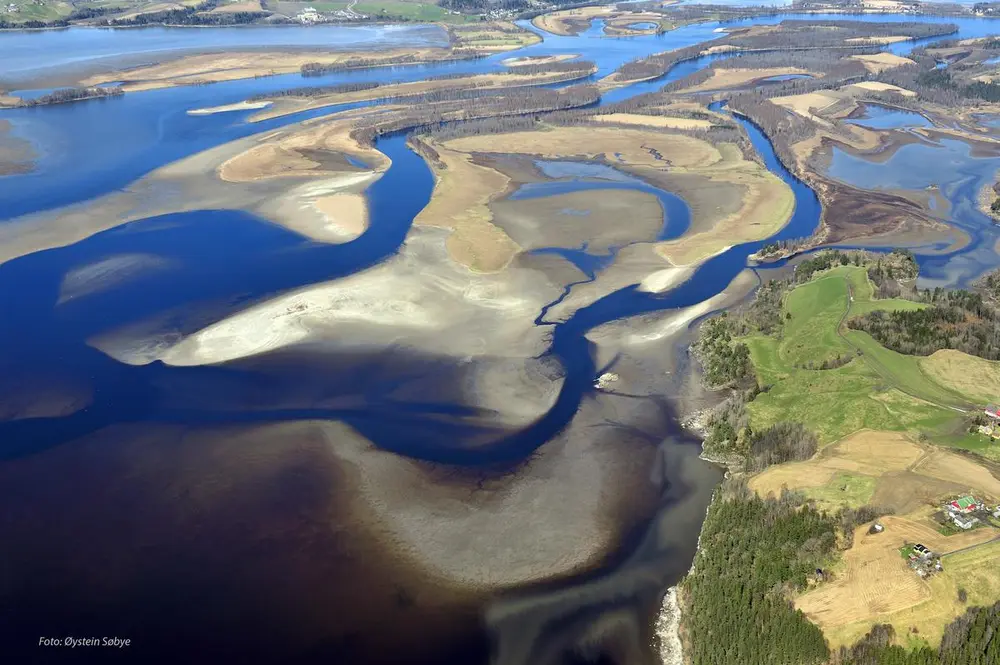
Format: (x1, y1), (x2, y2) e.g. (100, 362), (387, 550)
(0, 9), (997, 457)
(1, 10), (999, 665)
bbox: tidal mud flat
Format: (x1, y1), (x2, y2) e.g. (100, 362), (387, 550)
(3, 9), (1000, 665)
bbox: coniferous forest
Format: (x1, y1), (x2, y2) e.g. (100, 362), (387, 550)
(681, 480), (837, 665)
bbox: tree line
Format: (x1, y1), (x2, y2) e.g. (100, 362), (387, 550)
(848, 289), (1000, 360)
(351, 84), (600, 145)
(17, 87), (123, 107)
(301, 51), (486, 77)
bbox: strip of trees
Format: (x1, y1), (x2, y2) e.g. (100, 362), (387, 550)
(848, 289), (1000, 360)
(17, 87), (124, 107)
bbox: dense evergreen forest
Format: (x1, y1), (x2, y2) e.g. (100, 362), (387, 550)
(694, 314), (753, 388)
(682, 480), (836, 665)
(848, 289), (1000, 360)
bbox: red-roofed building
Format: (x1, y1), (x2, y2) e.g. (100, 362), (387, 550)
(986, 404), (1000, 421)
(950, 496), (979, 514)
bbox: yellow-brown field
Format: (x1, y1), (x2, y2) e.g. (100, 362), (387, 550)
(797, 515), (1000, 648)
(676, 67), (815, 93)
(919, 350), (1000, 405)
(207, 0), (263, 12)
(589, 113), (714, 130)
(752, 429), (1000, 648)
(849, 52), (916, 74)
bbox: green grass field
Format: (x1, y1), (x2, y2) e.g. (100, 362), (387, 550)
(802, 472), (877, 510)
(743, 266), (978, 447)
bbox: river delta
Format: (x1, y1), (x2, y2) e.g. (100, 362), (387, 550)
(2, 7), (1000, 665)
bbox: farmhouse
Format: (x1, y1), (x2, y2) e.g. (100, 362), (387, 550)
(952, 513), (979, 530)
(986, 404), (1000, 421)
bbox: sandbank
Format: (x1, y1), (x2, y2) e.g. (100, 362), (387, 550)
(502, 54), (579, 67)
(187, 100), (272, 116)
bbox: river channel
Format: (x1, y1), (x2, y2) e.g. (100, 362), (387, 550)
(1, 10), (998, 665)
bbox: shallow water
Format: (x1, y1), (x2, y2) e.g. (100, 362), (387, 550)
(845, 103), (931, 130)
(827, 137), (1000, 286)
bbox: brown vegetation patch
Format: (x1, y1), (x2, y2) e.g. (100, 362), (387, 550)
(797, 515), (998, 641)
(911, 449), (1000, 499)
(208, 0), (263, 12)
(677, 67), (815, 93)
(412, 138), (519, 272)
(750, 430), (923, 500)
(919, 350), (1000, 405)
(813, 179), (951, 247)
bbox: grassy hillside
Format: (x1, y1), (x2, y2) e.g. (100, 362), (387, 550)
(743, 266), (977, 446)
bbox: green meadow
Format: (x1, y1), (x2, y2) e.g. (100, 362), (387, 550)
(743, 266), (976, 447)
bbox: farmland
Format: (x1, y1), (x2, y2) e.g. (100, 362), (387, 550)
(739, 264), (1000, 650)
(750, 428), (1000, 649)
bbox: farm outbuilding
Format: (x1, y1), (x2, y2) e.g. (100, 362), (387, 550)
(950, 496), (980, 514)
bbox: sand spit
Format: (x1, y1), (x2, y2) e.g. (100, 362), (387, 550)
(187, 100), (272, 116)
(0, 107), (386, 264)
(149, 225), (554, 365)
(502, 54), (580, 67)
